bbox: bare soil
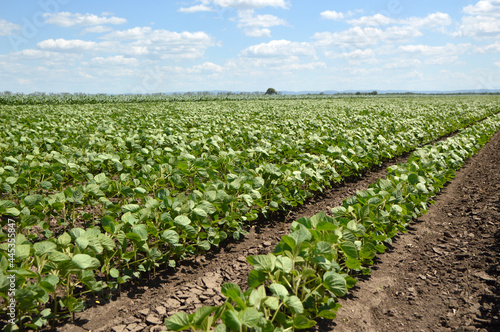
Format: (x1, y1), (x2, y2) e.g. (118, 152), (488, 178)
(54, 131), (499, 332)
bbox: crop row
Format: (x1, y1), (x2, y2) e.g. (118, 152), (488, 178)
(0, 96), (499, 329)
(164, 111), (500, 332)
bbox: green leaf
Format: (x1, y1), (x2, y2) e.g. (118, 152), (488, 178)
(161, 230), (179, 244)
(33, 241), (57, 256)
(313, 241), (332, 256)
(264, 296), (279, 310)
(192, 306), (217, 326)
(24, 194), (42, 207)
(284, 295), (303, 314)
(269, 283), (288, 299)
(197, 240), (210, 251)
(416, 183), (428, 193)
(316, 221), (337, 231)
(345, 258), (362, 270)
(75, 237), (89, 250)
(101, 216), (116, 234)
(196, 200), (217, 214)
(94, 173), (108, 184)
(192, 208), (208, 218)
(323, 271), (347, 297)
(5, 207), (19, 216)
(98, 234), (116, 251)
(48, 251), (71, 262)
(339, 241), (358, 259)
(317, 309), (337, 320)
(275, 256), (293, 273)
(289, 226), (312, 244)
(1, 183), (12, 194)
(240, 307), (262, 328)
(126, 232), (143, 242)
(221, 283), (246, 309)
(174, 215), (191, 227)
(69, 228), (86, 239)
(165, 312), (191, 331)
(110, 268), (120, 278)
(247, 253), (276, 273)
(293, 315), (316, 329)
(3, 156), (19, 164)
(15, 244), (31, 260)
(312, 255), (331, 271)
(57, 232), (72, 246)
(40, 181), (52, 190)
(222, 310), (241, 331)
(132, 224), (148, 240)
(72, 254), (101, 270)
(408, 173), (419, 185)
(214, 323), (227, 332)
(121, 204), (141, 213)
(247, 269), (266, 288)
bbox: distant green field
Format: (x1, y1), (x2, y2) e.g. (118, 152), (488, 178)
(1, 95), (499, 329)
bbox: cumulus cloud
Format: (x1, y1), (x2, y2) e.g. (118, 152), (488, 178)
(82, 25), (114, 34)
(90, 55), (139, 66)
(320, 10), (345, 21)
(348, 13), (395, 26)
(44, 12), (127, 27)
(236, 9), (287, 37)
(37, 27), (215, 60)
(313, 26), (420, 50)
(398, 43), (470, 56)
(476, 41), (500, 53)
(178, 4), (214, 13)
(240, 39), (315, 57)
(348, 12), (451, 29)
(212, 0), (289, 9)
(456, 0), (500, 38)
(0, 19), (21, 36)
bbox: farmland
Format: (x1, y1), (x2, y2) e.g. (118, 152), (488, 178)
(0, 95), (499, 331)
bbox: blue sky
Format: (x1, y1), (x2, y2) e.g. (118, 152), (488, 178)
(0, 0), (499, 93)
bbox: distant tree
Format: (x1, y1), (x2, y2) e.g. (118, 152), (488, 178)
(370, 90), (378, 95)
(355, 91), (361, 95)
(265, 88), (278, 95)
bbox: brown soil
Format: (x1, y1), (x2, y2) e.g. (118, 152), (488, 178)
(53, 131), (499, 332)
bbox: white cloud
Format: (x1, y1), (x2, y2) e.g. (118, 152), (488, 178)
(90, 55), (139, 66)
(179, 4), (214, 13)
(326, 48), (375, 59)
(398, 43), (470, 56)
(189, 62), (224, 73)
(0, 19), (21, 36)
(495, 62), (500, 68)
(348, 12), (451, 29)
(212, 0), (289, 9)
(348, 14), (394, 26)
(402, 12), (452, 28)
(463, 0), (500, 17)
(425, 55), (459, 65)
(37, 27), (215, 60)
(82, 25), (114, 34)
(241, 39), (315, 57)
(38, 39), (107, 52)
(245, 28), (272, 37)
(236, 9), (287, 36)
(456, 15), (500, 38)
(385, 58), (421, 69)
(476, 41), (500, 53)
(44, 12), (127, 27)
(321, 10), (344, 21)
(456, 1), (500, 39)
(314, 25), (419, 50)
